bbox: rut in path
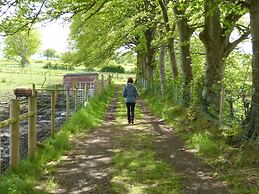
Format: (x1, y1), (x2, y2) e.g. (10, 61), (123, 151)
(46, 88), (232, 194)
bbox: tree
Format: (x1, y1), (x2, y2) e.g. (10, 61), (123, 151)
(172, 1), (197, 106)
(199, 0), (249, 111)
(3, 30), (41, 67)
(43, 48), (58, 60)
(158, 0), (178, 79)
(244, 0), (259, 140)
(60, 51), (77, 69)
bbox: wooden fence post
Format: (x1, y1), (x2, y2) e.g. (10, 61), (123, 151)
(10, 99), (20, 170)
(94, 80), (100, 95)
(55, 85), (58, 102)
(219, 86), (225, 128)
(82, 86), (86, 106)
(85, 84), (88, 103)
(66, 88), (70, 120)
(94, 80), (98, 96)
(51, 90), (56, 135)
(28, 93), (37, 158)
(108, 74), (111, 85)
(73, 81), (78, 112)
(101, 74), (104, 91)
(74, 83), (78, 112)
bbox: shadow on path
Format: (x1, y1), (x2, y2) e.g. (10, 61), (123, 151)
(47, 89), (232, 194)
(137, 99), (232, 194)
(49, 89), (119, 194)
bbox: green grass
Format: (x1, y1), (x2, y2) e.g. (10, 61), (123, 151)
(111, 94), (182, 194)
(0, 61), (69, 98)
(0, 85), (115, 194)
(188, 132), (220, 157)
(143, 93), (259, 194)
(0, 60), (134, 98)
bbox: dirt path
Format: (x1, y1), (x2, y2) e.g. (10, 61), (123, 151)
(138, 100), (232, 194)
(48, 88), (232, 194)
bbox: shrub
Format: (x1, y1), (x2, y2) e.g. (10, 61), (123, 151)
(100, 65), (125, 73)
(43, 62), (74, 70)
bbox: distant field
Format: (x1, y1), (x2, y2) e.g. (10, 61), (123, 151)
(0, 61), (77, 98)
(0, 72), (63, 96)
(0, 60), (135, 99)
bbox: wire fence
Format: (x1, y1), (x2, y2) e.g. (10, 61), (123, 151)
(0, 77), (111, 174)
(0, 89), (69, 173)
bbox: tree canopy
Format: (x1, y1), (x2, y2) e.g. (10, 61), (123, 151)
(3, 30), (41, 66)
(43, 48), (58, 60)
(0, 0), (258, 140)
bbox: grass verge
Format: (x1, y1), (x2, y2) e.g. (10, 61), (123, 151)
(0, 85), (115, 194)
(144, 95), (259, 194)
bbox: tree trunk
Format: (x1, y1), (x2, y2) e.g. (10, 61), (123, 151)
(246, 0), (259, 140)
(145, 28), (156, 88)
(159, 44), (166, 96)
(200, 0), (225, 110)
(20, 55), (28, 67)
(173, 6), (193, 106)
(136, 51), (146, 86)
(200, 0), (249, 112)
(158, 0), (178, 79)
(168, 38), (179, 79)
(228, 98), (234, 119)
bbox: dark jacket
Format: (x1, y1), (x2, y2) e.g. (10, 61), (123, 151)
(122, 83), (139, 102)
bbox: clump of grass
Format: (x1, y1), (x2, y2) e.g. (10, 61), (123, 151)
(144, 96), (165, 117)
(189, 132), (220, 157)
(0, 85), (114, 193)
(111, 149), (182, 194)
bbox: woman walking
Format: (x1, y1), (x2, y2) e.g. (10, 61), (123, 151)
(122, 77), (139, 124)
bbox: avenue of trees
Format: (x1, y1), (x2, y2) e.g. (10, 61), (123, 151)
(0, 0), (258, 141)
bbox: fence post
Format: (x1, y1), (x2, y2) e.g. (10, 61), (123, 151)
(55, 85), (58, 102)
(85, 84), (88, 103)
(74, 81), (78, 112)
(28, 87), (37, 158)
(10, 99), (20, 170)
(51, 90), (56, 135)
(219, 86), (225, 128)
(108, 74), (111, 85)
(82, 86), (86, 106)
(97, 81), (100, 95)
(66, 88), (70, 120)
(101, 74), (104, 91)
(94, 80), (98, 96)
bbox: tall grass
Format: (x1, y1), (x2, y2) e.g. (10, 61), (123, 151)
(0, 85), (114, 194)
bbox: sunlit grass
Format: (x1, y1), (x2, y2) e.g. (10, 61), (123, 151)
(188, 132), (220, 157)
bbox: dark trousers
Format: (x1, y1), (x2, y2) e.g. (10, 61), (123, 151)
(126, 102), (135, 122)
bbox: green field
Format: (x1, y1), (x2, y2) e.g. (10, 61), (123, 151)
(0, 60), (135, 99)
(0, 61), (72, 98)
